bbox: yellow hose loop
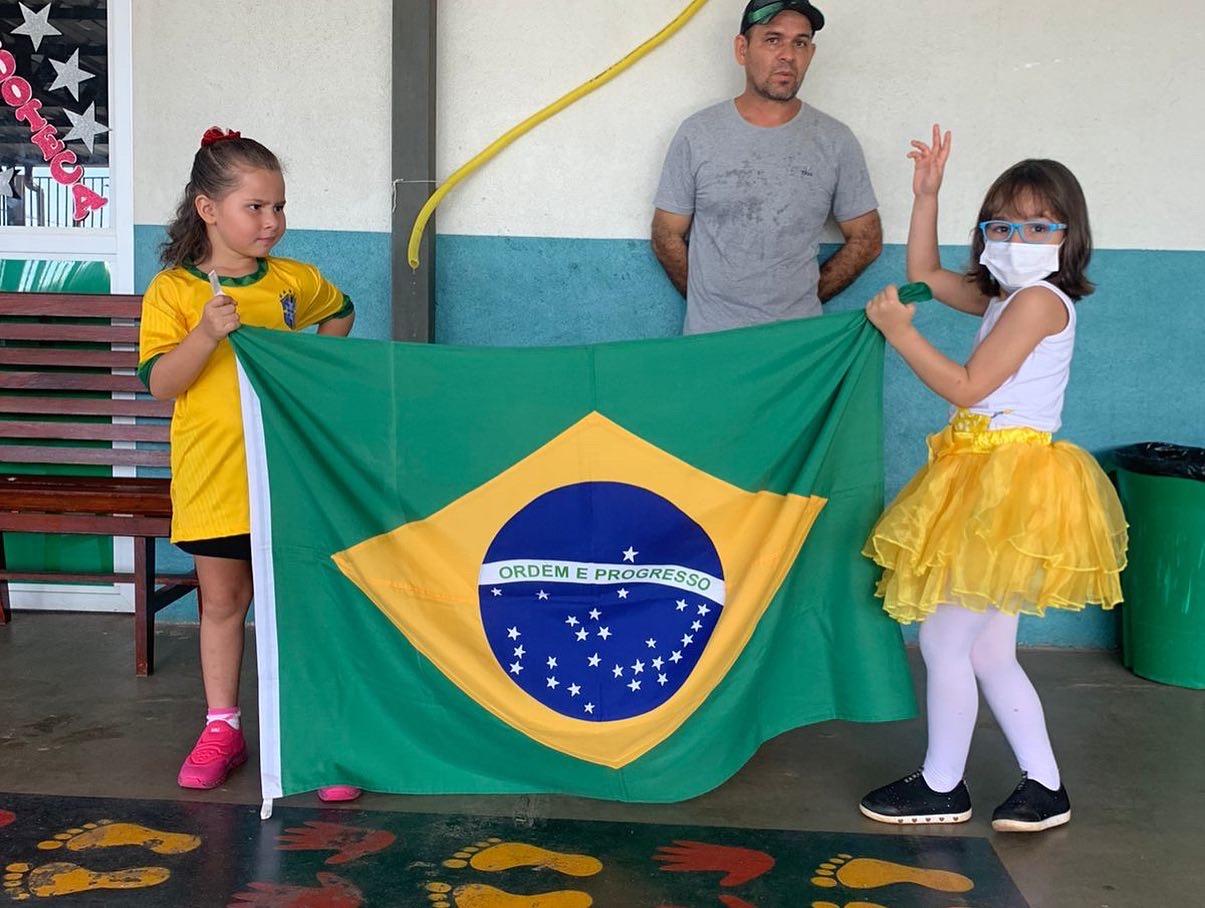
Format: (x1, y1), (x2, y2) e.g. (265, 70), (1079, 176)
(407, 0), (712, 269)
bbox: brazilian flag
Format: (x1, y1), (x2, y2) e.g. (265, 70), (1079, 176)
(231, 311), (915, 803)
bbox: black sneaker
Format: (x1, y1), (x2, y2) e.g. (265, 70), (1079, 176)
(859, 770), (973, 825)
(991, 777), (1071, 832)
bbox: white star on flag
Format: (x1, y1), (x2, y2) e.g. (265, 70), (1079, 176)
(682, 634), (694, 647)
(588, 653), (601, 667)
(617, 588), (629, 599)
(628, 679), (642, 692)
(652, 657), (664, 670)
(546, 676), (559, 689)
(565, 615), (579, 626)
(13, 2), (61, 51)
(698, 604), (711, 616)
(658, 673), (669, 686)
(575, 629), (588, 642)
(509, 662), (522, 674)
(589, 608), (602, 620)
(598, 627), (612, 640)
(646, 638), (657, 649)
(622, 546), (638, 562)
(676, 599), (689, 611)
(670, 650), (683, 663)
(568, 684), (581, 697)
(546, 656), (558, 669)
(63, 102), (109, 154)
(491, 588), (502, 596)
(537, 590), (549, 600)
(612, 665), (624, 678)
(691, 620), (703, 632)
(513, 645), (525, 658)
(48, 49), (95, 101)
(584, 703), (595, 714)
(632, 660), (645, 674)
(507, 627), (520, 640)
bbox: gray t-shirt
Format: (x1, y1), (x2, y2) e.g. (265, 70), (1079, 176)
(654, 101), (878, 334)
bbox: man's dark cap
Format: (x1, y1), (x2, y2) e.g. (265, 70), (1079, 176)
(740, 0), (824, 35)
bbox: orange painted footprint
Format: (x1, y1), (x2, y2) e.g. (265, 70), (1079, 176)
(3, 861), (170, 900)
(425, 837), (603, 907)
(36, 819), (200, 855)
(810, 853), (973, 895)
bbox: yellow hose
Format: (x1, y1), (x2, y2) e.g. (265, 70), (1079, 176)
(407, 0), (712, 269)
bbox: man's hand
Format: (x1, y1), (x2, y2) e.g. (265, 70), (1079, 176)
(651, 208), (693, 297)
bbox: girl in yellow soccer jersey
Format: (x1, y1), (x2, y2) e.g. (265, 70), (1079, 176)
(138, 128), (360, 800)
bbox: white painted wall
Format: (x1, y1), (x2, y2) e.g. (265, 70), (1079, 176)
(435, 0), (1205, 250)
(132, 1), (1205, 250)
(132, 0), (392, 232)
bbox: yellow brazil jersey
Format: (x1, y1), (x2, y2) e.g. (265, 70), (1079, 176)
(137, 257), (353, 542)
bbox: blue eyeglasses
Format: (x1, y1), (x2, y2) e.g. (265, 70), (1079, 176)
(978, 220), (1067, 244)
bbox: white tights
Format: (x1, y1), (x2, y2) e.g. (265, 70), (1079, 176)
(919, 604), (1061, 793)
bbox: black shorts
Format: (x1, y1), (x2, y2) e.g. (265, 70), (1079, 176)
(175, 534), (252, 561)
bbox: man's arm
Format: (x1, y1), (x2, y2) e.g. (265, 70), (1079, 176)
(818, 209), (883, 303)
(651, 208), (693, 298)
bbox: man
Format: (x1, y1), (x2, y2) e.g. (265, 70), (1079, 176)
(652, 0), (882, 334)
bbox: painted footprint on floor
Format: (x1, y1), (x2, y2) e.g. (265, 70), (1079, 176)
(810, 854), (973, 894)
(425, 837), (602, 907)
(3, 861), (170, 900)
(36, 819), (200, 855)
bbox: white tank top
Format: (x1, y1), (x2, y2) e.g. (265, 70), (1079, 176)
(963, 280), (1076, 433)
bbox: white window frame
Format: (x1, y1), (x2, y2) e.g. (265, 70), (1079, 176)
(0, 0), (137, 613)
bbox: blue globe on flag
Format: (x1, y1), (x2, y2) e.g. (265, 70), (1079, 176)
(479, 482), (726, 722)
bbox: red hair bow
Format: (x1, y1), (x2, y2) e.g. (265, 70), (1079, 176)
(201, 127), (242, 148)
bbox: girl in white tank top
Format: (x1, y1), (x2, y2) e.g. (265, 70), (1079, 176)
(856, 127), (1127, 834)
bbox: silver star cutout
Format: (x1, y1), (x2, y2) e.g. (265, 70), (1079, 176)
(48, 49), (95, 101)
(0, 167), (15, 200)
(12, 2), (61, 52)
(63, 102), (109, 154)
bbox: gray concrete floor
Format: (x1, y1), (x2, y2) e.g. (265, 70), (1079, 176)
(2, 612), (1202, 907)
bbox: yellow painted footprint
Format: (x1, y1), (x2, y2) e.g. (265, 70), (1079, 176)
(427, 837), (603, 907)
(3, 861), (170, 900)
(811, 853), (973, 894)
(36, 819), (200, 855)
(425, 880), (592, 908)
(440, 838), (602, 877)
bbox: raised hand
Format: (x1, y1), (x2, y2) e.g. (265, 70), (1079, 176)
(909, 123), (952, 199)
(199, 292), (240, 342)
(653, 840), (775, 887)
(226, 872), (362, 908)
(276, 821), (396, 866)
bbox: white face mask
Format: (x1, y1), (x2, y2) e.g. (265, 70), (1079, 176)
(979, 241), (1061, 292)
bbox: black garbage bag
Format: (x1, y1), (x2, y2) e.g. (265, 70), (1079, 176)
(1113, 443), (1205, 482)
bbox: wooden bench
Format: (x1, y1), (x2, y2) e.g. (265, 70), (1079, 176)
(0, 292), (197, 675)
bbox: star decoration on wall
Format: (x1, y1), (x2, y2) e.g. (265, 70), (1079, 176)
(0, 167), (16, 199)
(12, 2), (61, 52)
(63, 102), (109, 153)
(48, 49), (95, 101)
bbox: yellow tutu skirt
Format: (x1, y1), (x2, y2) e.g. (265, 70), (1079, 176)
(863, 410), (1128, 624)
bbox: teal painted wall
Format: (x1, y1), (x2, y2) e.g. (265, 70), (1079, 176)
(135, 226), (1205, 646)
